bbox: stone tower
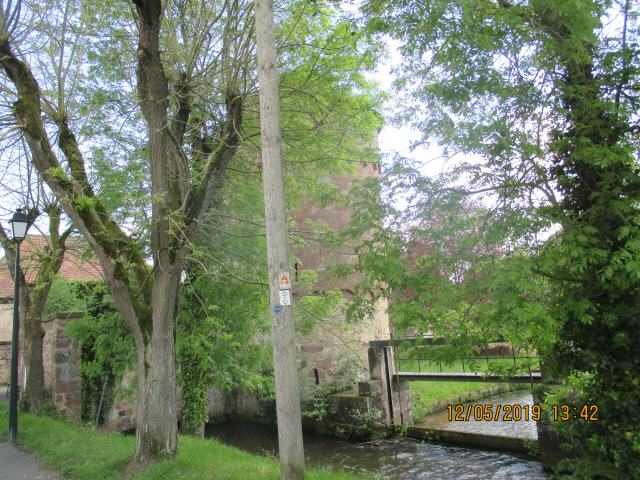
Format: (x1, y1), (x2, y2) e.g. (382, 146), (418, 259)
(292, 153), (390, 389)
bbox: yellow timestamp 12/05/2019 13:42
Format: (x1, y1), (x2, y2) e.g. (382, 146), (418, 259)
(446, 403), (599, 422)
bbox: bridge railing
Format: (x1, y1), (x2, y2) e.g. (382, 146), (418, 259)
(366, 338), (543, 427)
(397, 351), (540, 375)
(371, 338), (541, 377)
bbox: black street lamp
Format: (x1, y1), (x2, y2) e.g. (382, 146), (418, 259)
(8, 208), (31, 444)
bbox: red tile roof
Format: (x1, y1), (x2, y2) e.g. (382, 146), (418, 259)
(0, 235), (103, 300)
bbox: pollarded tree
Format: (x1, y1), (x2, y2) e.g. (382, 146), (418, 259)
(0, 206), (75, 415)
(0, 135), (76, 415)
(0, 208), (76, 416)
(0, 0), (382, 461)
(0, 0), (248, 460)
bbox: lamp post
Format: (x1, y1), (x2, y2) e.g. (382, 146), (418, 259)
(8, 208), (31, 444)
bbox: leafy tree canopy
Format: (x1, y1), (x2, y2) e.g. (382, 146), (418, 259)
(353, 1), (639, 475)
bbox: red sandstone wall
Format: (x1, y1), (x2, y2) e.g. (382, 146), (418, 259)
(290, 150), (390, 386)
(292, 161), (380, 294)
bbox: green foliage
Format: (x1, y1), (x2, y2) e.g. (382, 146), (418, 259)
(295, 288), (343, 335)
(276, 3), (383, 208)
(177, 272), (274, 434)
(345, 168), (556, 352)
(303, 385), (335, 424)
(394, 421), (410, 439)
(45, 167), (70, 183)
(357, 0), (640, 475)
(351, 407), (384, 431)
(42, 277), (86, 316)
(302, 355), (364, 423)
(8, 0), (383, 464)
(64, 281), (135, 425)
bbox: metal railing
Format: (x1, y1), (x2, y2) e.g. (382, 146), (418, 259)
(397, 348), (540, 375)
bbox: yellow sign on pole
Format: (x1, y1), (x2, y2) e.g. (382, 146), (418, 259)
(279, 272), (291, 289)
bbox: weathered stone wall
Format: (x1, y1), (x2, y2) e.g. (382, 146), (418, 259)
(0, 303), (12, 342)
(297, 296), (389, 388)
(0, 341), (10, 384)
(292, 156), (391, 388)
(42, 313), (83, 420)
(292, 162), (381, 294)
(104, 371), (137, 432)
(207, 387), (274, 424)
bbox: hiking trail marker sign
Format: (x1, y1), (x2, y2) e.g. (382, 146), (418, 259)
(279, 272), (291, 289)
(279, 288), (291, 306)
(278, 272), (292, 306)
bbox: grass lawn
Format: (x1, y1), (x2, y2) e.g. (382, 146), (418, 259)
(410, 381), (524, 420)
(396, 355), (536, 420)
(397, 357), (540, 374)
(0, 403), (361, 480)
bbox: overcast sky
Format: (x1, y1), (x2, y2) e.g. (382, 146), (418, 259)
(365, 37), (452, 180)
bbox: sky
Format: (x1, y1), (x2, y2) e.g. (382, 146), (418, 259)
(365, 36), (452, 181)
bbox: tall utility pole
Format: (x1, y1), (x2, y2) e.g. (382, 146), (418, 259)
(254, 0), (305, 479)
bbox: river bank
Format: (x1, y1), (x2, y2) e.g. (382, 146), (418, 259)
(0, 403), (360, 480)
(0, 389), (549, 479)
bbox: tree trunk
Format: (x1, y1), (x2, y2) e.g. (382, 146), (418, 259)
(1, 1), (242, 462)
(134, 265), (181, 462)
(20, 311), (45, 414)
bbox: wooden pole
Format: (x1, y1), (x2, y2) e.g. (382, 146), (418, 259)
(254, 0), (305, 478)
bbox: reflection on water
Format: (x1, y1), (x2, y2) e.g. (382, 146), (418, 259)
(418, 390), (538, 439)
(206, 421), (548, 479)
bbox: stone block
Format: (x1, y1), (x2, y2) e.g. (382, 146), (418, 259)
(64, 391), (80, 402)
(53, 352), (67, 363)
(368, 347), (384, 381)
(398, 378), (411, 392)
(358, 380), (382, 397)
(55, 381), (76, 393)
(330, 392), (371, 423)
(207, 387), (228, 418)
(398, 381), (414, 426)
(67, 364), (81, 377)
(312, 358), (334, 370)
(56, 337), (72, 349)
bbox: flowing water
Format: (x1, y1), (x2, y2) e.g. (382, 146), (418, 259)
(417, 389), (538, 439)
(206, 389), (548, 480)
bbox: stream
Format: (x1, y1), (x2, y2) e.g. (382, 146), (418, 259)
(417, 389), (538, 439)
(206, 389), (548, 480)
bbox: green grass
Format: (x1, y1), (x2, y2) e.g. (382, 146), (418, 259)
(410, 381), (523, 420)
(398, 356), (538, 419)
(397, 357), (540, 374)
(0, 404), (361, 480)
